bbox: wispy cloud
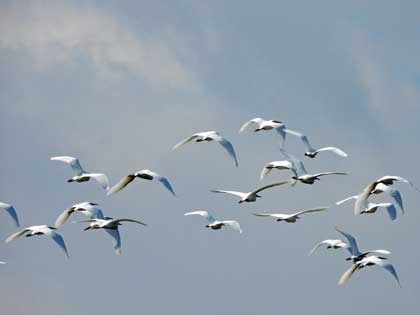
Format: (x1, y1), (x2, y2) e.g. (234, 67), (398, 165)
(339, 25), (420, 124)
(0, 0), (196, 88)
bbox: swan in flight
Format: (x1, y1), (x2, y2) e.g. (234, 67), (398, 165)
(285, 131), (348, 158)
(239, 117), (302, 146)
(260, 160), (299, 180)
(55, 202), (104, 228)
(107, 169), (176, 196)
(172, 131), (238, 166)
(252, 206), (329, 223)
(337, 196), (399, 221)
(50, 156), (110, 191)
(308, 239), (350, 256)
(354, 176), (419, 215)
(260, 148), (321, 181)
(360, 203), (398, 221)
(276, 149), (348, 184)
(292, 172), (349, 185)
(0, 201), (20, 227)
(335, 227), (390, 263)
(5, 225), (69, 258)
(77, 218), (147, 255)
(338, 255), (400, 287)
(184, 211), (242, 233)
(371, 183), (404, 212)
(210, 180), (290, 203)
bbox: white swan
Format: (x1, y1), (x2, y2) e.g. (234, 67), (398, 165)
(286, 131), (348, 158)
(252, 207), (329, 223)
(78, 218), (147, 255)
(173, 131), (238, 166)
(0, 201), (20, 227)
(292, 172), (349, 185)
(210, 180), (290, 203)
(354, 176), (419, 215)
(260, 160), (299, 180)
(308, 239), (350, 256)
(55, 202), (104, 228)
(107, 169), (176, 196)
(359, 203), (397, 221)
(338, 255), (400, 287)
(335, 227), (390, 262)
(337, 196), (399, 221)
(184, 211), (242, 233)
(277, 148), (348, 184)
(239, 117), (302, 146)
(371, 183), (404, 212)
(50, 156), (110, 190)
(5, 225), (69, 258)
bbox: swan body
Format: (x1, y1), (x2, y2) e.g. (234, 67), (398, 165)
(50, 156), (110, 190)
(239, 117), (302, 146)
(5, 225), (69, 258)
(338, 255), (400, 286)
(184, 211), (242, 233)
(309, 239), (350, 256)
(173, 131), (238, 166)
(210, 180), (289, 203)
(55, 202), (104, 228)
(253, 207), (329, 223)
(108, 169), (176, 196)
(78, 218), (147, 255)
(354, 176), (419, 215)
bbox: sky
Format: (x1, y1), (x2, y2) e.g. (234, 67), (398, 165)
(1, 0), (420, 314)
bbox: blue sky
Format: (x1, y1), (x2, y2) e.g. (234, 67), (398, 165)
(1, 1), (420, 314)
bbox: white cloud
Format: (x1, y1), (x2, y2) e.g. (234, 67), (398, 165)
(0, 0), (196, 88)
(339, 25), (420, 122)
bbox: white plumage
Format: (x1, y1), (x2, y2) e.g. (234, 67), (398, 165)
(51, 156), (110, 191)
(184, 211), (242, 233)
(173, 131), (238, 166)
(5, 225), (69, 259)
(210, 180), (290, 203)
(107, 169), (176, 196)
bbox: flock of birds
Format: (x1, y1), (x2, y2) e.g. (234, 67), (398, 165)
(1, 117), (418, 286)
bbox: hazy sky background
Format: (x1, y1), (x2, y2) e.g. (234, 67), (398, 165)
(1, 1), (420, 314)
